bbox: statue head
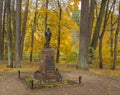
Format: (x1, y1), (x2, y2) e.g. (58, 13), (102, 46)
(47, 28), (50, 31)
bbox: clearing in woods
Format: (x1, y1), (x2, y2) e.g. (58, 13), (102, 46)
(0, 69), (120, 95)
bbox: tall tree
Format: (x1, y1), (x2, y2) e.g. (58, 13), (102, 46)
(87, 0), (95, 46)
(56, 0), (62, 63)
(99, 0), (110, 69)
(20, 0), (29, 60)
(11, 0), (16, 46)
(110, 0), (116, 57)
(15, 0), (21, 67)
(87, 0), (95, 64)
(78, 0), (89, 69)
(6, 0), (13, 67)
(91, 0), (107, 51)
(2, 0), (6, 60)
(112, 0), (120, 70)
(0, 0), (4, 60)
(30, 0), (38, 62)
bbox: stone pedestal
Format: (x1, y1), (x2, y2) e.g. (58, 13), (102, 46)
(34, 48), (62, 82)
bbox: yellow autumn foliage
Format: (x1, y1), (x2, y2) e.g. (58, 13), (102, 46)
(21, 0), (120, 66)
(22, 0), (79, 62)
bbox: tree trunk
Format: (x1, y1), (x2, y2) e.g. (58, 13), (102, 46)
(20, 0), (29, 60)
(112, 1), (120, 70)
(6, 0), (13, 67)
(15, 0), (21, 67)
(56, 0), (62, 63)
(78, 0), (89, 70)
(87, 0), (95, 64)
(1, 1), (6, 60)
(91, 0), (107, 50)
(11, 0), (16, 59)
(87, 0), (95, 45)
(110, 0), (116, 57)
(30, 0), (38, 62)
(0, 0), (4, 60)
(99, 36), (103, 69)
(99, 0), (109, 69)
(99, 0), (114, 69)
(11, 0), (15, 33)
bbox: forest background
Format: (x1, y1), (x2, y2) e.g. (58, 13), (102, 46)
(0, 0), (120, 71)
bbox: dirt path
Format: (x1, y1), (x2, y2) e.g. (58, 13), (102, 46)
(0, 70), (120, 95)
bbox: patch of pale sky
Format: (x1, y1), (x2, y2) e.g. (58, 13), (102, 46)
(31, 0), (119, 14)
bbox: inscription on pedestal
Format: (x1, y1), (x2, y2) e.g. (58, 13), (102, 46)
(40, 48), (55, 73)
(45, 56), (54, 71)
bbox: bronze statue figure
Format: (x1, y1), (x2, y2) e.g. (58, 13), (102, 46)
(34, 28), (62, 82)
(44, 28), (52, 48)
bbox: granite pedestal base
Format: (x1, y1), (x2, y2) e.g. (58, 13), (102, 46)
(34, 48), (62, 82)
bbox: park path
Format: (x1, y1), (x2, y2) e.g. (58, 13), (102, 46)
(0, 70), (120, 95)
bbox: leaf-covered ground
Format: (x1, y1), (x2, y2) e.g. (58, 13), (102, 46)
(0, 62), (120, 78)
(0, 62), (120, 95)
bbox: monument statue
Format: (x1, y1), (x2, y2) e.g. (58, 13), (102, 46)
(34, 27), (62, 82)
(44, 28), (52, 48)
